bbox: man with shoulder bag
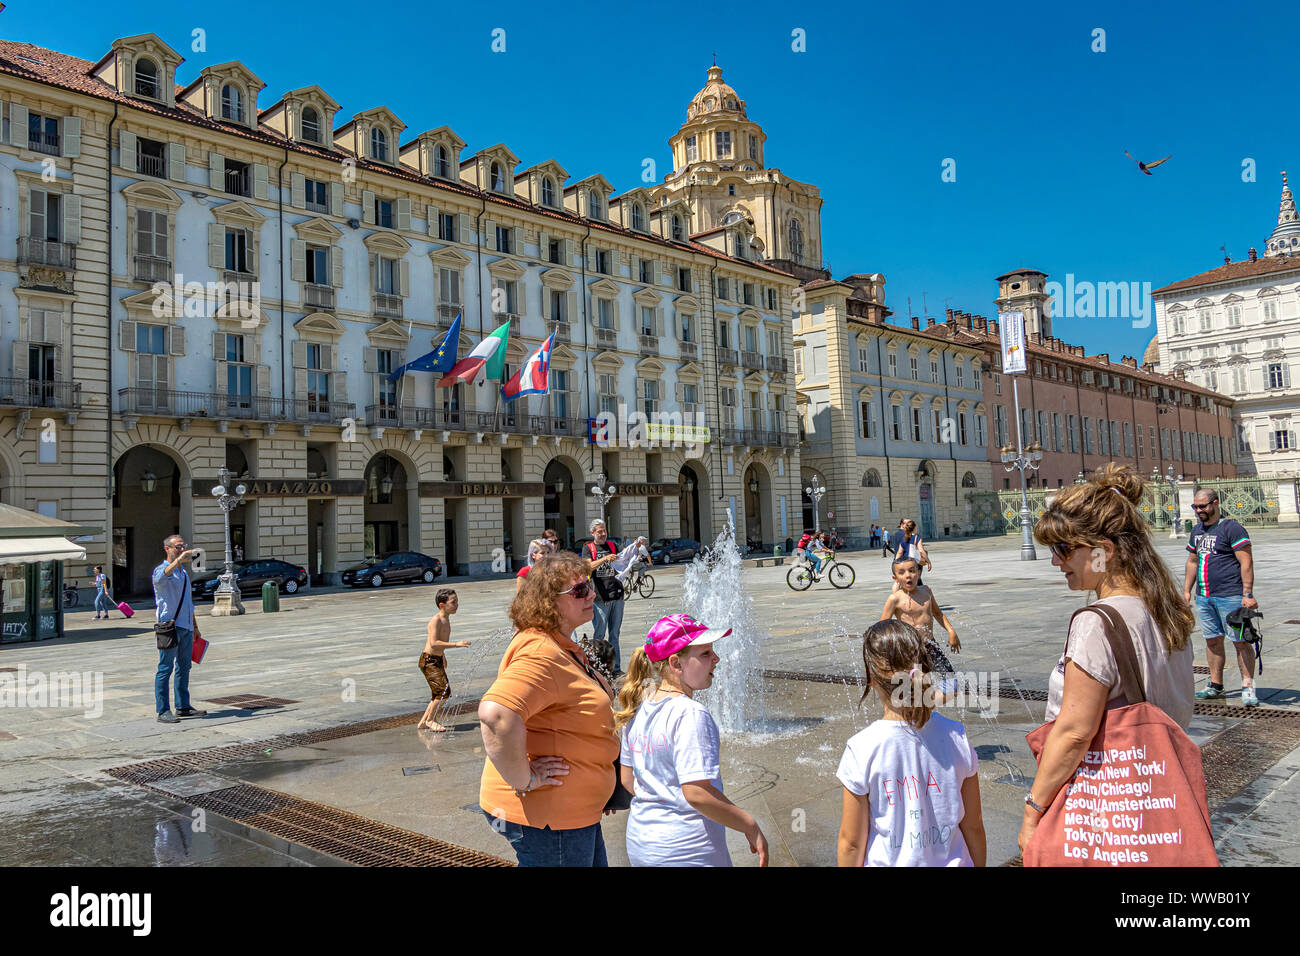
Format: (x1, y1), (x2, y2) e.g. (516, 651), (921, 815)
(585, 519), (627, 676)
(153, 534), (207, 724)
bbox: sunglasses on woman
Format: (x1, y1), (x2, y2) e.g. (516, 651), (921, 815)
(559, 580), (595, 600)
(1048, 542), (1086, 561)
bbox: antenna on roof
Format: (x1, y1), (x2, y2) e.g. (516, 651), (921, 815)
(1220, 244), (1230, 265)
(907, 296), (913, 319)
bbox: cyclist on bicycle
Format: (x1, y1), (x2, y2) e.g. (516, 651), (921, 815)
(616, 536), (651, 587)
(794, 530), (814, 562)
(809, 532), (833, 578)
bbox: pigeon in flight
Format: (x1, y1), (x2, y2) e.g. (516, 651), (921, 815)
(1125, 151), (1171, 175)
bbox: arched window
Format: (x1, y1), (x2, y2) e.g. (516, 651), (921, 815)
(788, 218), (804, 264)
(863, 468), (882, 487)
(672, 215), (684, 241)
(632, 203), (644, 231)
(491, 162), (505, 192)
(134, 58), (160, 98)
(434, 144), (450, 178)
(961, 471), (977, 488)
(300, 106), (320, 143)
(588, 192), (602, 219)
(541, 176), (556, 207)
(221, 84), (243, 122)
(370, 127), (388, 162)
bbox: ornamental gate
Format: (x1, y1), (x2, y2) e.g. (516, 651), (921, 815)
(967, 489), (1051, 536)
(1195, 478), (1281, 527)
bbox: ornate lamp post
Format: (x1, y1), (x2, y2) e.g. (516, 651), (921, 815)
(1152, 465), (1182, 539)
(1000, 440), (1043, 560)
(590, 471), (617, 533)
(211, 466), (247, 616)
(804, 477), (827, 533)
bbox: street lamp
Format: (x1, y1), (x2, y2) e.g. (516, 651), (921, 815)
(1152, 465), (1182, 539)
(211, 465), (248, 616)
(804, 477), (827, 533)
(1001, 440), (1044, 560)
(590, 471), (617, 532)
(1075, 471), (1087, 485)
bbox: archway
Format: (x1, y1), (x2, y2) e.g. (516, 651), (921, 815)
(742, 461), (773, 551)
(916, 459), (937, 539)
(544, 458), (577, 549)
(363, 451), (415, 557)
(112, 444), (192, 597)
(677, 460), (711, 545)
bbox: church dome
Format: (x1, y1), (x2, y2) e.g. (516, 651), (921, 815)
(687, 65), (747, 119)
(1142, 334), (1160, 368)
(1266, 171), (1300, 257)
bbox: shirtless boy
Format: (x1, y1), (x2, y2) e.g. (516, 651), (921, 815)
(880, 557), (960, 698)
(418, 588), (471, 731)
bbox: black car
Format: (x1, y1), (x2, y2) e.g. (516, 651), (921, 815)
(191, 559), (308, 599)
(650, 538), (701, 564)
(342, 551), (443, 588)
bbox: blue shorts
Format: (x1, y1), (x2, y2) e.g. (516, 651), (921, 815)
(1195, 595), (1246, 642)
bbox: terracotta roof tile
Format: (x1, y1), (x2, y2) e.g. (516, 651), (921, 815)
(1151, 256), (1300, 294)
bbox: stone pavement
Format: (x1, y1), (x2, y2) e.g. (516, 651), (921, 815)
(4, 529), (1300, 865)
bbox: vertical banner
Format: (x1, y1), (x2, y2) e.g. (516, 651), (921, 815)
(999, 311), (1027, 374)
(779, 495), (788, 536)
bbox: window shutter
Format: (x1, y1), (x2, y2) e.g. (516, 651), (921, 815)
(10, 341), (26, 378)
(656, 307), (665, 337)
(291, 340), (308, 369)
(330, 370), (347, 404)
(1286, 364), (1294, 388)
(208, 151), (224, 189)
(212, 330), (225, 361)
(610, 250), (620, 274)
(10, 104), (28, 144)
(295, 367), (308, 400)
(215, 360), (229, 396)
(0, 97), (6, 145)
(320, 344), (333, 370)
(538, 230), (548, 258)
(426, 204), (439, 237)
(328, 181), (343, 217)
(331, 246), (343, 288)
(119, 321), (137, 351)
(399, 258), (410, 297)
(395, 197), (411, 231)
(290, 172), (305, 209)
(612, 299), (621, 331)
(252, 164), (268, 200)
(53, 345), (64, 380)
(362, 190), (375, 224)
(169, 142), (186, 182)
(62, 195), (81, 244)
(566, 238), (577, 267)
(61, 116), (80, 158)
(208, 223), (224, 269)
(290, 239), (306, 282)
(369, 253), (378, 289)
(256, 364), (271, 397)
(458, 213), (470, 242)
(1269, 431), (1277, 451)
(587, 246), (596, 271)
(363, 348), (378, 373)
(118, 129), (137, 168)
(484, 220), (497, 251)
(169, 324), (185, 355)
(513, 226), (521, 254)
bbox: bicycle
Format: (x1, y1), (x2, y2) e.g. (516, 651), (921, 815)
(786, 552), (856, 591)
(625, 562), (655, 599)
(62, 581), (79, 608)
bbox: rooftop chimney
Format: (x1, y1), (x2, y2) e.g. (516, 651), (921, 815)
(1249, 247), (1258, 261)
(946, 308), (954, 322)
(1097, 352), (1109, 365)
(963, 313), (973, 330)
(911, 316), (920, 330)
(927, 315), (936, 327)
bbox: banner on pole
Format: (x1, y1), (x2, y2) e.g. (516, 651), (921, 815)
(998, 311), (1027, 374)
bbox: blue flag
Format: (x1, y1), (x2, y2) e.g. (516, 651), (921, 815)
(389, 313), (460, 381)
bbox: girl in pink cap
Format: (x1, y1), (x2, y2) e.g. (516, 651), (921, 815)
(614, 614), (769, 867)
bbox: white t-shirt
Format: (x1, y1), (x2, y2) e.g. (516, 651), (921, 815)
(1045, 595), (1194, 730)
(620, 695), (730, 867)
(835, 713), (978, 867)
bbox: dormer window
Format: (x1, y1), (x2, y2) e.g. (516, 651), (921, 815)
(686, 136), (698, 163)
(301, 106), (321, 143)
(221, 84), (244, 123)
(542, 177), (556, 207)
(134, 58), (160, 99)
(588, 193), (603, 219)
(370, 127), (388, 162)
(491, 162), (505, 192)
(631, 203), (645, 231)
(434, 145), (451, 178)
(672, 215), (684, 241)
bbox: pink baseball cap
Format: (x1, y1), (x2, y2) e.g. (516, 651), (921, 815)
(644, 614), (731, 662)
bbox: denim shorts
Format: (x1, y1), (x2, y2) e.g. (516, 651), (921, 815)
(1195, 595), (1246, 642)
(482, 811), (607, 867)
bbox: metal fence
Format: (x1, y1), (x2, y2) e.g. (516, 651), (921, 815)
(1194, 477), (1281, 527)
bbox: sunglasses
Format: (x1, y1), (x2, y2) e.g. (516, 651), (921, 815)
(1049, 542), (1086, 561)
(559, 580), (595, 600)
(1192, 504), (1213, 510)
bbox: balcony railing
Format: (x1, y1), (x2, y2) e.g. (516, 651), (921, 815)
(373, 293), (403, 319)
(133, 255), (171, 283)
(0, 378), (81, 409)
(552, 321), (570, 343)
(595, 328), (618, 350)
(679, 341), (699, 361)
(639, 334), (659, 356)
(137, 151), (166, 178)
(717, 348), (739, 367)
(766, 355), (789, 374)
(17, 237), (76, 269)
(436, 304), (461, 328)
(304, 283), (335, 310)
(495, 313), (521, 336)
(742, 350), (764, 371)
(29, 131), (60, 155)
(225, 167), (250, 196)
(720, 425), (745, 445)
(220, 271), (259, 313)
(365, 405), (590, 438)
(118, 388), (355, 424)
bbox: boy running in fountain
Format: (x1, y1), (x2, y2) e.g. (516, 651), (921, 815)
(880, 557), (960, 700)
(418, 589), (471, 732)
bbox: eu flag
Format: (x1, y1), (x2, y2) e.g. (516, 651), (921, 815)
(389, 313), (461, 381)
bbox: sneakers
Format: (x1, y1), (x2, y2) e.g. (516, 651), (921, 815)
(176, 707), (208, 718)
(1242, 686), (1260, 708)
(157, 711), (180, 724)
(1194, 685), (1225, 700)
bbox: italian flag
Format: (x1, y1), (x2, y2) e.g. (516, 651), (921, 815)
(437, 320), (510, 387)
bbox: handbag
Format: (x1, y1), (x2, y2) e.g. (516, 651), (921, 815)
(1023, 603), (1218, 867)
(565, 644), (633, 812)
(153, 573), (190, 650)
(587, 543), (625, 602)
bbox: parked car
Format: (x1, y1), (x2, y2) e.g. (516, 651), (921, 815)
(191, 559), (308, 599)
(650, 537), (701, 564)
(342, 551), (443, 588)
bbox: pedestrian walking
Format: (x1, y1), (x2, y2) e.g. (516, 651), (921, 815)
(92, 565), (116, 620)
(836, 618), (985, 866)
(1184, 489), (1260, 705)
(152, 535), (206, 725)
(615, 614), (768, 867)
(586, 519), (628, 674)
(418, 588), (470, 732)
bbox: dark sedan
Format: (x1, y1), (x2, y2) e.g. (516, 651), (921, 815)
(191, 559), (308, 599)
(342, 551), (443, 588)
(650, 538), (701, 564)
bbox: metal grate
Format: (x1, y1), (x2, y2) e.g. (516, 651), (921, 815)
(1194, 664), (1210, 675)
(207, 694), (300, 710)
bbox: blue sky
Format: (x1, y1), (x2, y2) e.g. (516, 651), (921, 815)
(6, 0), (1297, 360)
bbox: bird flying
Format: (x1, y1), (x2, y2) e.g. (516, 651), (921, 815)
(1125, 151), (1171, 175)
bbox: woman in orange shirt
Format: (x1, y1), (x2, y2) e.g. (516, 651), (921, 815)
(478, 550), (621, 866)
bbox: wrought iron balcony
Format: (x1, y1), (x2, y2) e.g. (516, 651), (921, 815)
(552, 321), (570, 343)
(225, 167), (250, 196)
(742, 350), (764, 371)
(639, 334), (659, 356)
(118, 388), (355, 424)
(28, 130), (60, 155)
(679, 341), (699, 361)
(0, 378), (81, 409)
(304, 283), (335, 310)
(595, 328), (618, 350)
(133, 255), (171, 283)
(373, 293), (403, 319)
(720, 426), (746, 445)
(765, 355), (789, 374)
(436, 304), (461, 328)
(17, 237), (76, 270)
(494, 313), (521, 336)
(717, 348), (739, 367)
(137, 151), (166, 178)
(364, 405), (590, 438)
